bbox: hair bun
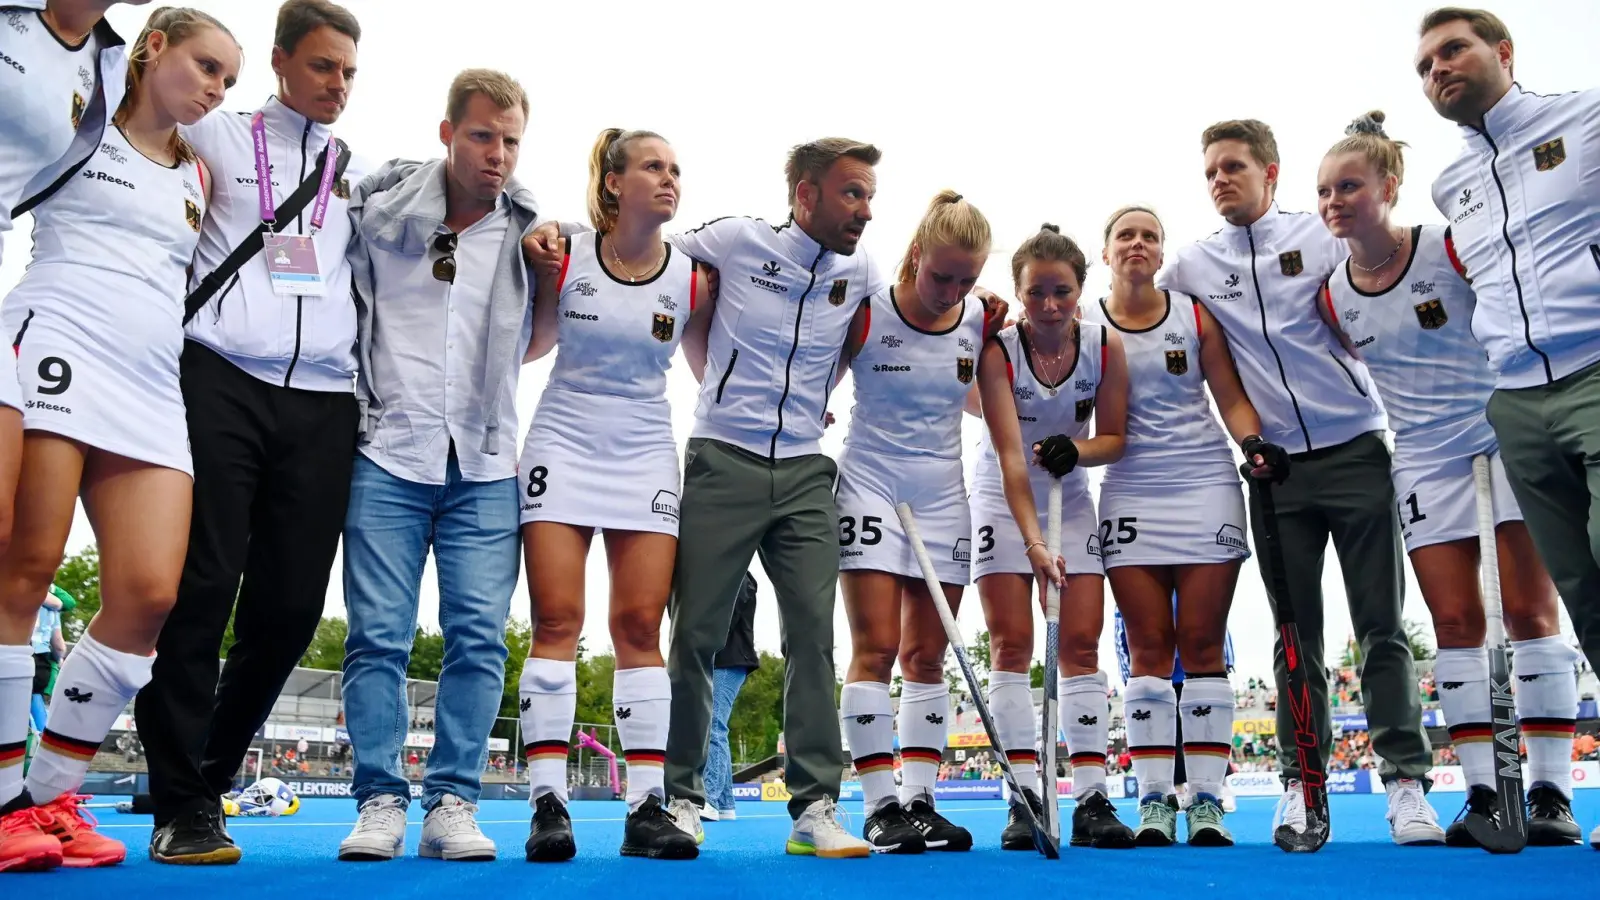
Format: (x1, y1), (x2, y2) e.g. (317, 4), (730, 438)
(1345, 110), (1388, 138)
(1040, 223), (1061, 234)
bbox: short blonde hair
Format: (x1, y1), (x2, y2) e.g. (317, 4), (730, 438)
(897, 190), (991, 283)
(446, 68), (528, 125)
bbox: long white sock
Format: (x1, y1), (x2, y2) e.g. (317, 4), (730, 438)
(1435, 646), (1494, 789)
(1060, 671), (1109, 799)
(1512, 636), (1579, 796)
(840, 681), (895, 815)
(0, 644), (32, 807)
(1177, 675), (1235, 800)
(614, 666), (670, 809)
(27, 633), (153, 805)
(988, 670), (1038, 793)
(519, 657), (576, 806)
(896, 681), (947, 806)
(1123, 675), (1177, 800)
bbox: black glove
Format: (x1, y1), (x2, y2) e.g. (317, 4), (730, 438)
(1032, 435), (1079, 478)
(1241, 435), (1291, 484)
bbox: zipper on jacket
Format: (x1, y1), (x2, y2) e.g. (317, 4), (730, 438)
(1479, 131), (1551, 383)
(282, 119), (312, 387)
(821, 359), (837, 419)
(769, 247), (828, 460)
(715, 348), (739, 403)
(1327, 350), (1368, 397)
(1246, 224), (1313, 453)
(1590, 243), (1599, 274)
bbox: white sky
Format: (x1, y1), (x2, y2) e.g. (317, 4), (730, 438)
(7, 0), (1594, 683)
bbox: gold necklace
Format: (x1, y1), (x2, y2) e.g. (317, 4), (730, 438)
(608, 236), (663, 283)
(1030, 322), (1072, 396)
(1352, 228), (1407, 289)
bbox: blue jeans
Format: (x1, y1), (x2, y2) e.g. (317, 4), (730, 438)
(705, 667), (749, 813)
(341, 452), (518, 810)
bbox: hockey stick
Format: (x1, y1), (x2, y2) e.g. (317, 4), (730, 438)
(895, 502), (1059, 859)
(1038, 480), (1063, 844)
(1463, 454), (1527, 853)
(1243, 464), (1330, 853)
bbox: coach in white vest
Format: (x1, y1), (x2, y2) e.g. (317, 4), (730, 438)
(335, 68), (541, 864)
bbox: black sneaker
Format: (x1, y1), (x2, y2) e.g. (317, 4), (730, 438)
(904, 797), (972, 852)
(863, 801), (926, 854)
(524, 793), (577, 862)
(1527, 785), (1581, 846)
(1001, 788), (1045, 851)
(1071, 791), (1135, 849)
(1444, 785), (1497, 848)
(149, 808), (241, 865)
(621, 795), (699, 860)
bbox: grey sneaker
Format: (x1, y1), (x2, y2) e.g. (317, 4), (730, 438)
(419, 795), (496, 861)
(338, 794), (408, 861)
(667, 798), (705, 845)
(1186, 794), (1234, 847)
(1134, 794), (1178, 847)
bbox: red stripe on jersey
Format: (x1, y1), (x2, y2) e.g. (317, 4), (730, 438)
(555, 245), (572, 293)
(1005, 359), (1014, 387)
(856, 300), (872, 347)
(1191, 299), (1202, 338)
(197, 162), (206, 201)
(689, 264), (699, 312)
(1321, 280), (1337, 324)
(1444, 231), (1469, 279)
(1099, 329), (1108, 375)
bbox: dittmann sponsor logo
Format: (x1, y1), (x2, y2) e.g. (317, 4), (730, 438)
(872, 364), (910, 373)
(563, 310), (599, 321)
(1216, 524), (1248, 551)
(652, 490), (679, 520)
(952, 538), (971, 563)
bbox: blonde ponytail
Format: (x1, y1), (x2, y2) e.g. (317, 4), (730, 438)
(896, 189), (991, 284)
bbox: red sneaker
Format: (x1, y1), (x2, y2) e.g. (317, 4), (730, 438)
(37, 795), (125, 867)
(0, 805), (64, 873)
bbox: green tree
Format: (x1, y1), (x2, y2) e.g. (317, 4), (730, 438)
(970, 630), (992, 677)
(1030, 659), (1044, 689)
(298, 617), (349, 670)
(52, 547), (101, 642)
(407, 628), (446, 681)
(1403, 618), (1436, 662)
(573, 636), (617, 748)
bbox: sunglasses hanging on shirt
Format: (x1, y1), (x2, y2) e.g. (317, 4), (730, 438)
(432, 232), (458, 284)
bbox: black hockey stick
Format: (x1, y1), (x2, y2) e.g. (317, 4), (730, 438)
(896, 502), (1059, 858)
(1243, 464), (1330, 853)
(1463, 455), (1527, 853)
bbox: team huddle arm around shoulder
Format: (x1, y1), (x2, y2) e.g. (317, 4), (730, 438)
(1075, 329), (1128, 467)
(524, 237), (566, 363)
(834, 299), (872, 387)
(665, 217), (746, 270)
(680, 263), (716, 381)
(1315, 279), (1361, 358)
(1197, 303), (1265, 445)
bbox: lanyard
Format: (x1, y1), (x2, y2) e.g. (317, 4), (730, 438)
(251, 112), (338, 233)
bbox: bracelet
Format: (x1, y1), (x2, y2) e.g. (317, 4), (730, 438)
(1023, 539), (1046, 553)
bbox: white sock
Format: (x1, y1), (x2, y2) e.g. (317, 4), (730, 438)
(1060, 671), (1109, 799)
(896, 681), (947, 806)
(1177, 676), (1235, 800)
(1512, 636), (1579, 796)
(840, 681), (896, 815)
(614, 666), (670, 809)
(988, 670), (1038, 793)
(519, 657), (576, 806)
(1435, 646), (1494, 789)
(0, 644), (32, 807)
(1123, 675), (1177, 800)
(27, 633), (153, 805)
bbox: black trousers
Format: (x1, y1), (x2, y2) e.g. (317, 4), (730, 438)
(134, 342), (357, 824)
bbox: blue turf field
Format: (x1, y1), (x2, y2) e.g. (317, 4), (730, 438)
(14, 793), (1600, 898)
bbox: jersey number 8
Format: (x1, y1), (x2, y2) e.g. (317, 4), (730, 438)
(839, 516), (883, 546)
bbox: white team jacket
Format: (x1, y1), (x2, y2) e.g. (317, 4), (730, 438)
(672, 217), (884, 460)
(181, 96), (371, 392)
(1430, 84), (1600, 390)
(1158, 204), (1385, 454)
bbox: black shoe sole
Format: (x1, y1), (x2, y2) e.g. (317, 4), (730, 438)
(1187, 829), (1235, 848)
(1527, 822), (1582, 846)
(1071, 830), (1137, 849)
(525, 835), (577, 863)
(620, 840), (699, 860)
(1134, 829), (1175, 848)
(149, 845), (242, 866)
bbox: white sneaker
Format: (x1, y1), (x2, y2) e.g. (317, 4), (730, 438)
(419, 794), (497, 860)
(1272, 780), (1307, 836)
(338, 794), (409, 861)
(699, 804), (720, 822)
(786, 797), (871, 858)
(1221, 781), (1238, 813)
(719, 807), (738, 821)
(1385, 778), (1445, 846)
(668, 798), (705, 845)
